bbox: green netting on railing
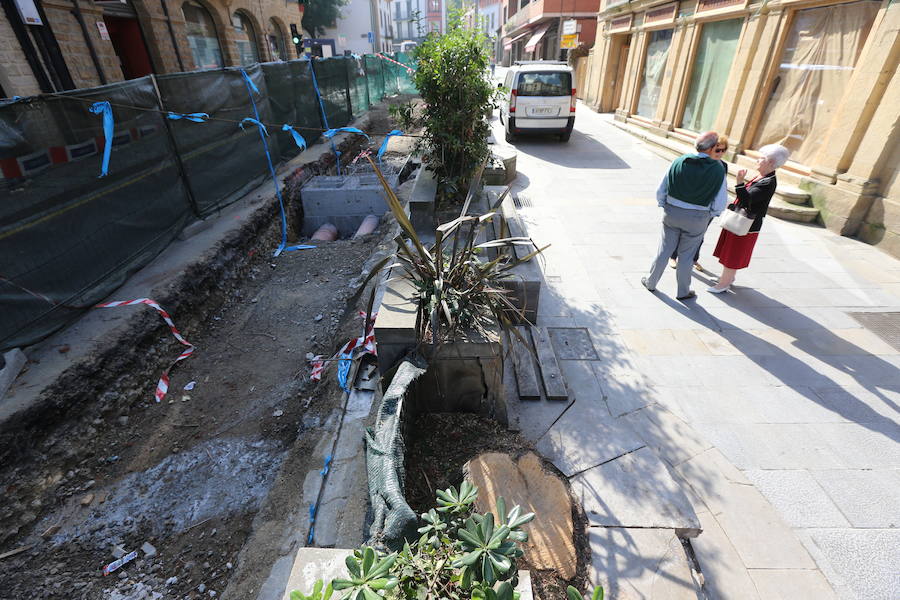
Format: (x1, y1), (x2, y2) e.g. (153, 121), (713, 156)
(346, 57), (371, 117)
(365, 55), (386, 104)
(263, 60), (325, 161)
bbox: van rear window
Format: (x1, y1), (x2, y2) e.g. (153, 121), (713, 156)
(517, 72), (572, 96)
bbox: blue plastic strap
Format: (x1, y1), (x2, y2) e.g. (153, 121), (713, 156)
(239, 117), (269, 137)
(305, 56), (345, 175)
(378, 129), (403, 161)
(88, 101), (113, 177)
(323, 127), (370, 142)
(336, 351), (353, 392)
(281, 124), (307, 151)
(167, 111), (209, 122)
(240, 69), (260, 95)
(320, 455), (332, 476)
(238, 69), (293, 257)
(307, 504), (317, 544)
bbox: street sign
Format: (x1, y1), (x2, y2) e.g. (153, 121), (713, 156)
(562, 19), (577, 35)
(560, 33), (578, 49)
(96, 21), (110, 41)
(367, 31), (374, 44)
(13, 0), (42, 25)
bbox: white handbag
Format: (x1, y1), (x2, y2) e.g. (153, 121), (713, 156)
(719, 206), (754, 236)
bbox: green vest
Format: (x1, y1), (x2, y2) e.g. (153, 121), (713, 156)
(666, 154), (725, 207)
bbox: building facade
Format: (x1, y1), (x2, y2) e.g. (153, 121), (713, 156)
(581, 0), (899, 256)
(500, 0), (599, 65)
(0, 0), (400, 98)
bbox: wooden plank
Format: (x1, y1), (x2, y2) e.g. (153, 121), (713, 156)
(531, 326), (568, 401)
(508, 327), (541, 401)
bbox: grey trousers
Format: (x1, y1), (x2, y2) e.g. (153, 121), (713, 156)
(646, 205), (713, 298)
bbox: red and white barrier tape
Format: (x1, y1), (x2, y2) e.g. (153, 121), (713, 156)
(95, 298), (194, 403)
(375, 53), (414, 74)
(309, 312), (377, 381)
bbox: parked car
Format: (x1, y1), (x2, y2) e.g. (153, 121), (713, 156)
(498, 61), (576, 143)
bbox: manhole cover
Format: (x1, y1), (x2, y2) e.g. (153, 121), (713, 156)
(548, 327), (597, 360)
(849, 311), (900, 352)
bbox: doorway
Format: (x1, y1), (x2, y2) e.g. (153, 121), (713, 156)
(606, 34), (631, 112)
(103, 15), (153, 79)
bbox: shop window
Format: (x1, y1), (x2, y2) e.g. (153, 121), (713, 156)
(182, 1), (223, 70)
(267, 19), (286, 61)
(680, 19), (742, 132)
(233, 11), (260, 66)
(753, 0), (880, 165)
(635, 28), (673, 119)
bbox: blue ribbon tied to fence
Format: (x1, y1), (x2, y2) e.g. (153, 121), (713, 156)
(282, 124), (307, 151)
(88, 101), (113, 177)
(166, 111), (209, 122)
(239, 69), (314, 256)
(378, 129), (403, 162)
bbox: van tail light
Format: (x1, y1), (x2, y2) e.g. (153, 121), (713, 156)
(570, 89), (576, 113)
(510, 89), (517, 113)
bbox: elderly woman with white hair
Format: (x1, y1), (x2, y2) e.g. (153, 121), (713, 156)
(708, 143), (790, 293)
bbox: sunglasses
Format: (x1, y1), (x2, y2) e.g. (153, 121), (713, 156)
(713, 146), (727, 153)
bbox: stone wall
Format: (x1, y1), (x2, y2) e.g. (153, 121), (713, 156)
(1, 0), (306, 96)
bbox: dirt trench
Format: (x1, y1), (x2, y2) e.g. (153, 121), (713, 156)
(0, 103), (413, 600)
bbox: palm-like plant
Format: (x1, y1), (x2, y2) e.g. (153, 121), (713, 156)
(364, 155), (547, 347)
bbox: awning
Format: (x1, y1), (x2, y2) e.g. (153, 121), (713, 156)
(503, 30), (531, 50)
(524, 24), (550, 52)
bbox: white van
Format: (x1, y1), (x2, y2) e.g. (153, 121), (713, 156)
(499, 62), (576, 143)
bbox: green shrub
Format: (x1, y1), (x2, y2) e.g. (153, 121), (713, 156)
(406, 10), (500, 204)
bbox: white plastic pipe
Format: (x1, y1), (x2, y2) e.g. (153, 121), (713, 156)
(353, 215), (379, 238)
(311, 223), (338, 241)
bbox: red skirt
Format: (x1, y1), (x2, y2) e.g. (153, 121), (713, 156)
(713, 229), (759, 270)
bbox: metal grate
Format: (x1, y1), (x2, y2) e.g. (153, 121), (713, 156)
(513, 193), (533, 209)
(849, 311), (900, 352)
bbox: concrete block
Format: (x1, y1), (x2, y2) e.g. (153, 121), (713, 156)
(301, 172), (398, 237)
(282, 548), (350, 600)
(571, 447), (701, 536)
(587, 527), (701, 599)
(409, 165), (436, 235)
(0, 348), (26, 402)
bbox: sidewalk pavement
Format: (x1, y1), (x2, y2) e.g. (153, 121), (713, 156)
(493, 106), (900, 599)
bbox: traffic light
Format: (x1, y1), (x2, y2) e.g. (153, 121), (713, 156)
(290, 24), (303, 55)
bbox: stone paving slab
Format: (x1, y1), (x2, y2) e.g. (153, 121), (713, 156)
(588, 527), (701, 600)
(536, 396), (645, 477)
(707, 481), (817, 570)
(620, 403), (713, 468)
(810, 469), (900, 527)
(806, 529), (900, 600)
(743, 469), (851, 528)
(571, 447), (701, 536)
(747, 569), (838, 600)
(690, 510), (761, 600)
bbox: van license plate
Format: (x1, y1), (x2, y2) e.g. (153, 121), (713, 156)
(531, 107), (555, 115)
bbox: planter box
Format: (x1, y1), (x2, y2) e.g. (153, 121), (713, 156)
(483, 147), (517, 186)
(374, 275), (508, 425)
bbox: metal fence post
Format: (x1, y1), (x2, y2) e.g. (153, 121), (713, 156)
(149, 73), (202, 218)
